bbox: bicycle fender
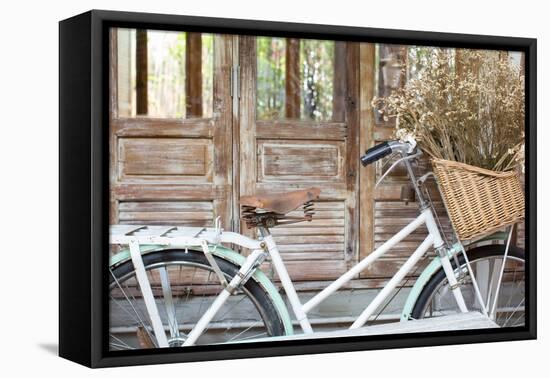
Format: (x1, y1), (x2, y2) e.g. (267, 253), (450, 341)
(400, 232), (509, 321)
(109, 245), (294, 336)
(400, 256), (443, 321)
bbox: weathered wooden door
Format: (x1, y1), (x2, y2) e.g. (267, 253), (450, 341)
(109, 30), (362, 286)
(237, 36), (360, 283)
(109, 30), (233, 229)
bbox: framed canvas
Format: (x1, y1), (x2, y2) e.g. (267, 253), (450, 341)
(59, 9), (537, 368)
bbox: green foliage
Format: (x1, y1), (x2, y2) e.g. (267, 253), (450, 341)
(256, 37), (336, 121)
(256, 37), (286, 119)
(300, 39), (334, 120)
(201, 34), (214, 116)
(144, 31), (213, 118)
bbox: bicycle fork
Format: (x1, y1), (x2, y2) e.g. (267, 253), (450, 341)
(436, 246), (468, 313)
(424, 210), (469, 314)
(426, 211), (489, 317)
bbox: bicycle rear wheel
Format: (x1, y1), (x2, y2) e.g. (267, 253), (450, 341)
(108, 249), (285, 350)
(411, 245), (525, 327)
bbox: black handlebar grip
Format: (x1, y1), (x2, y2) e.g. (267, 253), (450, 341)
(360, 142), (392, 166)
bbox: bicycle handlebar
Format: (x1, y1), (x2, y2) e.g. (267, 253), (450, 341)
(360, 140), (417, 167)
(360, 142), (393, 166)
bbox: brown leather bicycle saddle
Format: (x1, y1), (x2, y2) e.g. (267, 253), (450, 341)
(240, 187), (321, 214)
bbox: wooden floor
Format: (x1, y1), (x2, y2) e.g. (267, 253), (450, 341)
(247, 312), (498, 343)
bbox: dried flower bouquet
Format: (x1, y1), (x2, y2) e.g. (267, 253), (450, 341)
(373, 49), (525, 172)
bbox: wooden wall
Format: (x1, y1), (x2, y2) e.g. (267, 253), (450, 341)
(109, 31), (526, 293)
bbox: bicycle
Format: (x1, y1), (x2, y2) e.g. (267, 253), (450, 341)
(108, 140), (525, 350)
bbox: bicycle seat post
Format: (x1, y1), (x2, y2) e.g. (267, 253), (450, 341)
(258, 225), (270, 237)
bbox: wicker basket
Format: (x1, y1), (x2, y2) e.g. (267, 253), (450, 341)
(432, 158), (525, 241)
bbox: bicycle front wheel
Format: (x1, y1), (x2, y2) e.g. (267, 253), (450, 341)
(108, 249), (286, 350)
(411, 245), (526, 327)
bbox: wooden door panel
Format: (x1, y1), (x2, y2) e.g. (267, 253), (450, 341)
(239, 36), (359, 281)
(117, 137), (213, 183)
(257, 140), (345, 183)
(110, 31), (233, 230)
(118, 200), (215, 226)
(111, 118), (215, 137)
(256, 120), (347, 140)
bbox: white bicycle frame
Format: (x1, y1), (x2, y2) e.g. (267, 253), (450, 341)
(179, 206), (469, 346)
(112, 143), (488, 347)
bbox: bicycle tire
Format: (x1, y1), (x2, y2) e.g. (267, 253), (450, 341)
(108, 249), (286, 349)
(411, 245), (525, 327)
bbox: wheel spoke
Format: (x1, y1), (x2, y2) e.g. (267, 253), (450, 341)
(109, 253), (278, 349)
(109, 270), (157, 345)
(498, 266), (523, 325)
(228, 326), (267, 342)
(475, 259), (490, 309)
(109, 333), (135, 350)
(417, 252), (525, 329)
(159, 266), (180, 339)
(503, 297), (525, 327)
(486, 258), (503, 317)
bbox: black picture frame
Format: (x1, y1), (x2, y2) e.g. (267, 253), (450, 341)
(59, 9), (537, 368)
